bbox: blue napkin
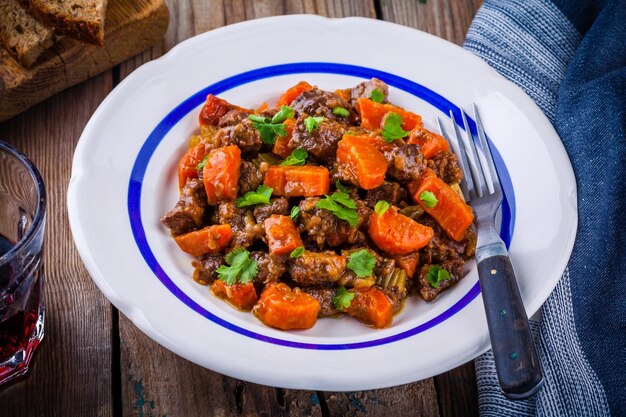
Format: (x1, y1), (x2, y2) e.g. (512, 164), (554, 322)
(464, 0), (626, 415)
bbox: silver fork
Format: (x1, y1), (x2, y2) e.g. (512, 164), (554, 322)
(438, 105), (544, 399)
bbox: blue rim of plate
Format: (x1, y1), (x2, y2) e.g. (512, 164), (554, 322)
(127, 62), (515, 350)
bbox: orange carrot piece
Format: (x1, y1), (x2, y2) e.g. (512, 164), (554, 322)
(276, 81), (314, 107)
(177, 143), (211, 190)
(356, 97), (422, 131)
(211, 280), (258, 311)
(345, 287), (394, 329)
(408, 169), (475, 241)
(199, 94), (231, 126)
(202, 145), (241, 204)
(393, 252), (420, 278)
(335, 88), (351, 103)
(272, 118), (296, 158)
(256, 101), (269, 113)
(263, 215), (303, 256)
(252, 283), (320, 330)
(336, 135), (388, 190)
(368, 206), (434, 254)
(174, 225), (233, 257)
(263, 165), (330, 197)
(407, 126), (450, 159)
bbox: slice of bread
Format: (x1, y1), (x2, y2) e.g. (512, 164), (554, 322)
(0, 0), (55, 67)
(25, 0), (108, 46)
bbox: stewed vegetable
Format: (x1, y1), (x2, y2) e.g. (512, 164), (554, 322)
(161, 78), (476, 331)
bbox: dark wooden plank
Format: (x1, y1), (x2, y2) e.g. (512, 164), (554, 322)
(434, 362), (479, 417)
(0, 74), (115, 417)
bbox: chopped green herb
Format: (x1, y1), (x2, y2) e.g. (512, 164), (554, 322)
(335, 180), (350, 193)
(236, 185), (273, 207)
(333, 287), (355, 310)
(271, 105), (295, 124)
(370, 88), (385, 103)
(196, 154), (210, 171)
(381, 112), (409, 142)
(304, 116), (324, 133)
(374, 200), (390, 216)
(290, 206), (300, 221)
(280, 148), (308, 166)
(316, 192), (359, 226)
(332, 107), (350, 117)
(419, 191), (438, 208)
(347, 249), (376, 278)
(248, 114), (288, 144)
(290, 246), (305, 259)
(426, 265), (451, 288)
(217, 248), (258, 285)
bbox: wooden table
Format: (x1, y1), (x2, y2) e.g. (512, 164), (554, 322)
(0, 1), (482, 415)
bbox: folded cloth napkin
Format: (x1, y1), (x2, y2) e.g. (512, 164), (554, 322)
(464, 0), (626, 415)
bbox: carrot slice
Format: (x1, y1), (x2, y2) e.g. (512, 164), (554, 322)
(253, 283), (320, 330)
(408, 169), (475, 241)
(392, 252), (420, 278)
(202, 145), (241, 204)
(256, 102), (269, 113)
(263, 215), (303, 256)
(276, 81), (314, 107)
(368, 206), (434, 254)
(345, 287), (394, 329)
(211, 280), (258, 311)
(174, 225), (232, 256)
(199, 94), (231, 126)
(272, 118), (296, 158)
(356, 97), (422, 131)
(177, 143), (210, 190)
(336, 135), (388, 190)
(263, 165), (330, 197)
(407, 126), (450, 159)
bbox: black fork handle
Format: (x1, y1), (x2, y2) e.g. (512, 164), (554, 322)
(477, 254), (544, 399)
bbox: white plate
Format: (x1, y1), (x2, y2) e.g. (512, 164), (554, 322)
(68, 15), (577, 390)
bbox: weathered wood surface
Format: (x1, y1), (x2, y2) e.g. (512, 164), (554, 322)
(0, 0), (169, 122)
(0, 1), (482, 416)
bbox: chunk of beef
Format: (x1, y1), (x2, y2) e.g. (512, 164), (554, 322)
(238, 160), (264, 194)
(289, 250), (346, 286)
(214, 119), (262, 154)
(291, 88), (358, 124)
(364, 181), (407, 209)
(161, 179), (208, 236)
(428, 151), (464, 184)
(383, 143), (427, 182)
(250, 252), (288, 283)
(417, 258), (465, 301)
(191, 253), (223, 285)
(350, 78), (389, 105)
(289, 114), (348, 163)
(420, 217), (474, 264)
(214, 202), (263, 248)
(253, 198), (290, 223)
(301, 287), (340, 317)
(297, 197), (369, 248)
(218, 109), (249, 128)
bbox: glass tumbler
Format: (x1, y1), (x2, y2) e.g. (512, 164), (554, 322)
(0, 141), (46, 385)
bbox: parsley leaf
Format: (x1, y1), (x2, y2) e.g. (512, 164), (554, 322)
(280, 148), (308, 166)
(196, 154), (210, 171)
(335, 180), (350, 193)
(316, 192), (359, 226)
(249, 114), (288, 144)
(370, 88), (385, 103)
(419, 191), (438, 208)
(332, 107), (350, 117)
(236, 185), (273, 207)
(271, 105), (295, 124)
(304, 116), (324, 133)
(381, 112), (409, 142)
(290, 246), (304, 259)
(426, 265), (451, 288)
(347, 249), (376, 278)
(217, 248), (258, 285)
(374, 200), (390, 216)
(290, 206), (300, 221)
(333, 287), (355, 310)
